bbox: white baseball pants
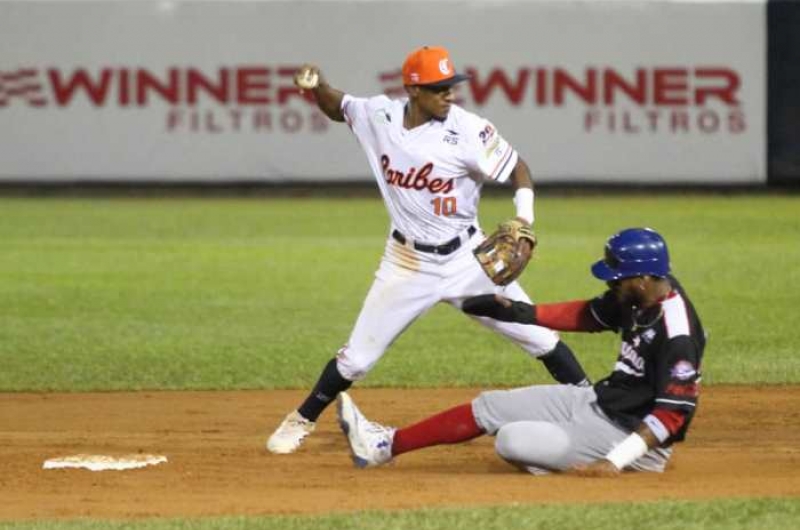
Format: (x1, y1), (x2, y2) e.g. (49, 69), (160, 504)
(336, 230), (560, 381)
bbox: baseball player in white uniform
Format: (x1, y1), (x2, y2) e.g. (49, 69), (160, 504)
(267, 46), (589, 455)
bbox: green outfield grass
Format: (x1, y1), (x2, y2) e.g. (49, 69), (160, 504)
(1, 194), (799, 391)
(2, 498), (799, 530)
(1, 194), (799, 529)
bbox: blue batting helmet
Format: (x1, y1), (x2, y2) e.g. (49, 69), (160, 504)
(591, 228), (670, 281)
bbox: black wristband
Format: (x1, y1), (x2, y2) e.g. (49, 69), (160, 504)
(508, 301), (537, 324)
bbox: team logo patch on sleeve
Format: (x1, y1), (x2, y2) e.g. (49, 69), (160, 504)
(670, 360), (697, 381)
(478, 124), (496, 146)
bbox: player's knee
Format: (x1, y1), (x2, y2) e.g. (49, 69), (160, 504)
(495, 421), (572, 471)
(506, 327), (560, 358)
(335, 346), (380, 382)
(528, 332), (561, 358)
(494, 423), (534, 463)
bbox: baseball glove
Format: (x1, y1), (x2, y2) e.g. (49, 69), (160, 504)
(473, 219), (537, 286)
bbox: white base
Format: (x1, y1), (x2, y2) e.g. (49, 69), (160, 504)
(43, 454), (168, 471)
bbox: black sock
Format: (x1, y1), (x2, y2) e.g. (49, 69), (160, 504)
(539, 341), (591, 386)
(297, 358), (353, 421)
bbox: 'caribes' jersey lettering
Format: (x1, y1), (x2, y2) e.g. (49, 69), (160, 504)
(381, 155), (455, 194)
(341, 94), (518, 243)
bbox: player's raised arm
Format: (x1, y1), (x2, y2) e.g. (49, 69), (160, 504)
(294, 64), (345, 122)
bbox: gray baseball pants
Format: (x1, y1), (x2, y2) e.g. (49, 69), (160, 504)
(472, 385), (671, 474)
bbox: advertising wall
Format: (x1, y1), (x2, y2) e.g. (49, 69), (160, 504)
(0, 0), (767, 183)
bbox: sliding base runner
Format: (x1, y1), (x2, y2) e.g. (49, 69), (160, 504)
(336, 228), (706, 477)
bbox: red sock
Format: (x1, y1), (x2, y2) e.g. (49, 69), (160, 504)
(392, 403), (484, 457)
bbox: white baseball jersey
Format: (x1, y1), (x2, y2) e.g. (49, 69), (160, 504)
(341, 94), (519, 244)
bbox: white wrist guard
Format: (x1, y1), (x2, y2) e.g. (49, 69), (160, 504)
(605, 433), (648, 470)
(643, 414), (670, 443)
(513, 188), (534, 225)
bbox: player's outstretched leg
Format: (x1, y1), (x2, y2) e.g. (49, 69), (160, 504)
(336, 392), (484, 468)
(267, 358), (353, 454)
(336, 392), (396, 468)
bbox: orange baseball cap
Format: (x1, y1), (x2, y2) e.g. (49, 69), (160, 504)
(402, 46), (470, 87)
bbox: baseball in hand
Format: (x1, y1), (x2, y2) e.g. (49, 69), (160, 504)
(296, 68), (319, 90)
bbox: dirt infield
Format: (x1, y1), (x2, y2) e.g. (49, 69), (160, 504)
(1, 386), (799, 520)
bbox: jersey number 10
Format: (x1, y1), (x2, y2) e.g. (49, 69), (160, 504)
(431, 197), (457, 216)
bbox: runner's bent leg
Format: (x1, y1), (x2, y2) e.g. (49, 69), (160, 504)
(390, 384), (585, 459)
(476, 385), (640, 473)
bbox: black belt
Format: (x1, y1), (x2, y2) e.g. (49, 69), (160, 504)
(391, 226), (476, 255)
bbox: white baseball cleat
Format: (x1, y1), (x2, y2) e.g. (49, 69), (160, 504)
(266, 410), (316, 454)
(336, 392), (395, 468)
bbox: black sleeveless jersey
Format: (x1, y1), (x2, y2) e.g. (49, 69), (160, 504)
(591, 275), (705, 443)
